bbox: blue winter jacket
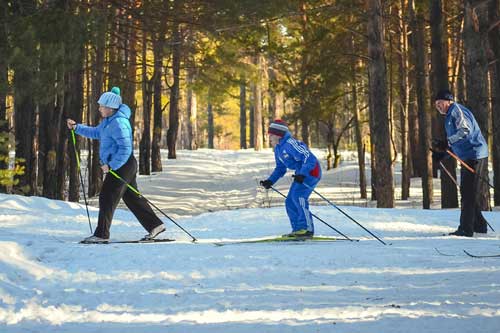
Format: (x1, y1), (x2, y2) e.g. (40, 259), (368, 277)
(268, 132), (321, 184)
(445, 103), (488, 160)
(75, 104), (133, 170)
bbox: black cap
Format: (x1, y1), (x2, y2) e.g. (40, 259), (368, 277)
(435, 89), (454, 101)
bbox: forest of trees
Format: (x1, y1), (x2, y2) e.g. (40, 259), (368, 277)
(0, 0), (499, 210)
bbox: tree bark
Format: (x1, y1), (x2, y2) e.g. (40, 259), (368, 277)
(463, 0), (491, 210)
(12, 0), (37, 195)
(139, 31), (152, 175)
(239, 79), (247, 149)
(151, 37), (164, 170)
(489, 0), (500, 206)
(430, 0), (458, 208)
(0, 2), (8, 192)
(186, 66), (198, 150)
(349, 30), (367, 199)
(88, 9), (106, 197)
(166, 8), (182, 160)
(207, 101), (214, 149)
(366, 0), (394, 208)
(411, 4), (433, 209)
(253, 55), (263, 151)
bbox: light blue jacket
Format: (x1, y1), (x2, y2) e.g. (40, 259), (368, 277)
(268, 132), (321, 184)
(75, 104), (133, 170)
(445, 103), (488, 160)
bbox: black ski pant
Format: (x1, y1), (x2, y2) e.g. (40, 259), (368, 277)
(458, 157), (488, 235)
(94, 155), (164, 239)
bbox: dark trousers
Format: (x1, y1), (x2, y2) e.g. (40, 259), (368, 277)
(94, 155), (163, 239)
(459, 158), (488, 235)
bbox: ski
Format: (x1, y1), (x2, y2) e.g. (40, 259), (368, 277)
(213, 236), (356, 247)
(434, 247), (458, 257)
(463, 250), (500, 258)
(80, 238), (176, 244)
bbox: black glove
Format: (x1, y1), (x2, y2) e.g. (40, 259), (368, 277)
(293, 174), (305, 184)
(432, 139), (449, 152)
(260, 179), (273, 189)
(432, 150), (448, 162)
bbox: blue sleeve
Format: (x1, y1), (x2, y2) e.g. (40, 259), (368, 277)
(268, 150), (287, 184)
(448, 105), (472, 144)
(75, 123), (102, 140)
(286, 139), (316, 175)
(108, 119), (132, 170)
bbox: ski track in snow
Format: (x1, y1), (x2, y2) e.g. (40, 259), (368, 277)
(0, 149), (499, 332)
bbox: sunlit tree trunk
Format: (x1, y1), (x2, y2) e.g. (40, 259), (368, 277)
(366, 0), (394, 207)
(464, 0), (491, 210)
(430, 0), (458, 208)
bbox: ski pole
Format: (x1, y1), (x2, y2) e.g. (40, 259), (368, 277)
(109, 169), (197, 242)
(270, 186), (355, 241)
(70, 129), (93, 234)
(302, 182), (387, 245)
(434, 152), (495, 232)
(446, 149), (494, 189)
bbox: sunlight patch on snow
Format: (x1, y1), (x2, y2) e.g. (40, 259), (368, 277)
(468, 307), (500, 317)
(0, 288), (15, 305)
(69, 270), (184, 283)
(0, 302), (477, 326)
(0, 242), (54, 280)
(314, 266), (500, 277)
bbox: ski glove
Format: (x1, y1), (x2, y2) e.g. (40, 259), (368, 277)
(260, 179), (273, 189)
(293, 174), (305, 184)
(432, 139), (449, 152)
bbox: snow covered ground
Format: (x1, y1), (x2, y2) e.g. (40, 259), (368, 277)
(1, 149), (499, 332)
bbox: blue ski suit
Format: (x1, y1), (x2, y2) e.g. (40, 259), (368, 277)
(267, 132), (322, 232)
(75, 104), (133, 170)
(444, 102), (488, 161)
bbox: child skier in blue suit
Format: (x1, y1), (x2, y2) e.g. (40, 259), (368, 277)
(67, 87), (165, 243)
(260, 119), (322, 238)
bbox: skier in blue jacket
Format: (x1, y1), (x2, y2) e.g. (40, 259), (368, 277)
(433, 89), (489, 237)
(67, 87), (165, 243)
(260, 119), (322, 238)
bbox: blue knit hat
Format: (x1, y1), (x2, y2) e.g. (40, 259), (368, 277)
(98, 87), (122, 109)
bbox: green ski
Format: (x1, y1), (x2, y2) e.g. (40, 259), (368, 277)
(213, 236), (356, 246)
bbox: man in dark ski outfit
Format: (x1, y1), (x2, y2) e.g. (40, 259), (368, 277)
(433, 89), (489, 237)
(260, 119), (322, 238)
(67, 87), (165, 243)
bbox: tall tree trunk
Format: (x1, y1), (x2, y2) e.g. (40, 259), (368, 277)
(464, 0), (491, 210)
(253, 55), (263, 151)
(411, 4), (433, 209)
(299, 2), (310, 146)
(349, 31), (367, 199)
(207, 101), (214, 149)
(166, 9), (181, 159)
(489, 0), (500, 206)
(249, 89), (255, 148)
(89, 10), (106, 197)
(66, 43), (85, 202)
(186, 66), (198, 150)
(139, 31), (152, 175)
(65, 2), (85, 202)
(12, 1), (37, 195)
(430, 0), (458, 208)
(39, 36), (62, 199)
(151, 38), (164, 170)
(397, 0), (411, 200)
(239, 79), (247, 149)
(366, 0), (394, 208)
(0, 2), (8, 193)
